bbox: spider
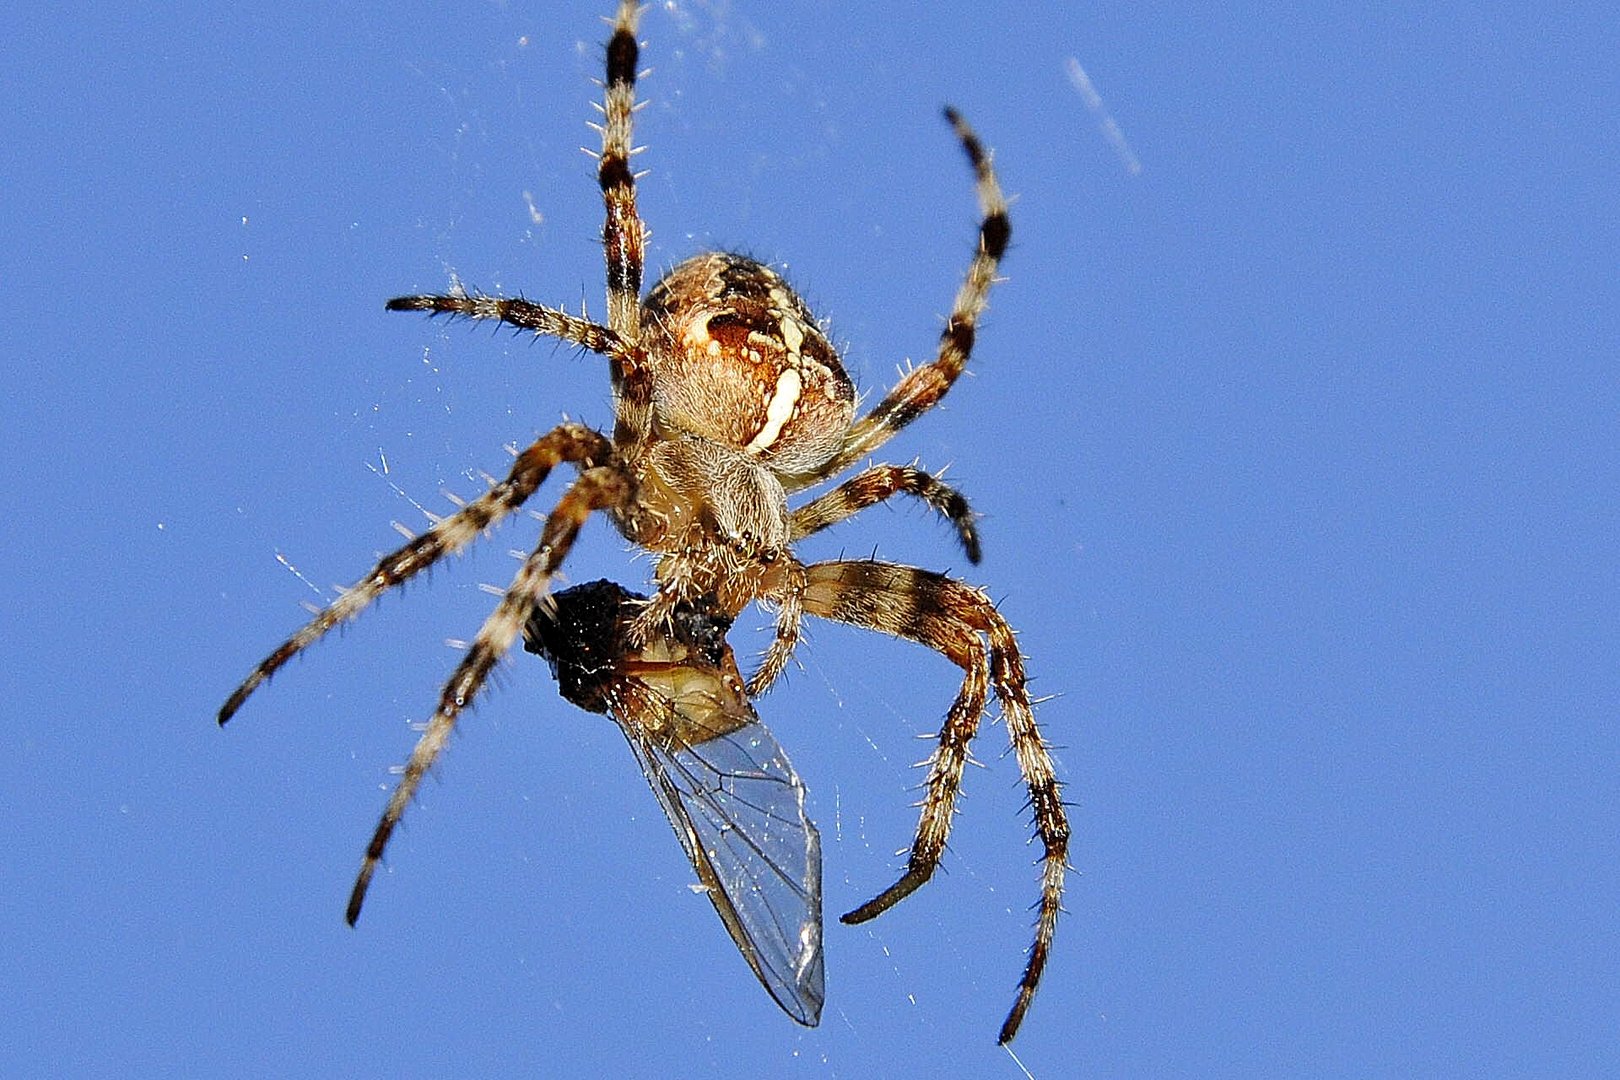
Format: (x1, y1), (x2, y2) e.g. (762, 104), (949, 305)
(220, 0), (1069, 1044)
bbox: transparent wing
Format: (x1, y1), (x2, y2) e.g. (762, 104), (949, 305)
(615, 677), (825, 1026)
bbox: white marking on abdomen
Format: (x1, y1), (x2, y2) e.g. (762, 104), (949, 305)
(746, 368), (802, 452)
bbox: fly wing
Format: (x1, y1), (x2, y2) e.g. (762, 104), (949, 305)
(615, 673), (825, 1027)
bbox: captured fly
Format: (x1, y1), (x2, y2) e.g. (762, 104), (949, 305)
(525, 580), (824, 1025)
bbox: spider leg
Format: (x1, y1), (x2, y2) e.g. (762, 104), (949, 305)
(798, 109), (1009, 487)
(801, 559), (1068, 1044)
(761, 463), (986, 697)
(384, 294), (623, 356)
(789, 464), (982, 564)
(806, 561), (988, 913)
(745, 557), (809, 697)
(218, 423), (612, 726)
(586, 0), (658, 449)
(346, 463), (633, 924)
(389, 1), (655, 446)
(598, 0), (645, 341)
(383, 292), (651, 450)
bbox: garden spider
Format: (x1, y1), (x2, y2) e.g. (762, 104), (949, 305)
(220, 0), (1068, 1044)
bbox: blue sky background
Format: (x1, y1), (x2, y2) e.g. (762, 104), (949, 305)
(3, 2), (1616, 1076)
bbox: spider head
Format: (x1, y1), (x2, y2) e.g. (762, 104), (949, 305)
(640, 253), (855, 476)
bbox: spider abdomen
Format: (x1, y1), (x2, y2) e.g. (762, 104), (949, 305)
(641, 253), (855, 475)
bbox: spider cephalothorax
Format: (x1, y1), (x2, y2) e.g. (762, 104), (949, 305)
(221, 0), (1068, 1044)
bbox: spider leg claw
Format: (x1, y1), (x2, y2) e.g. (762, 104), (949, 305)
(840, 866), (933, 924)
